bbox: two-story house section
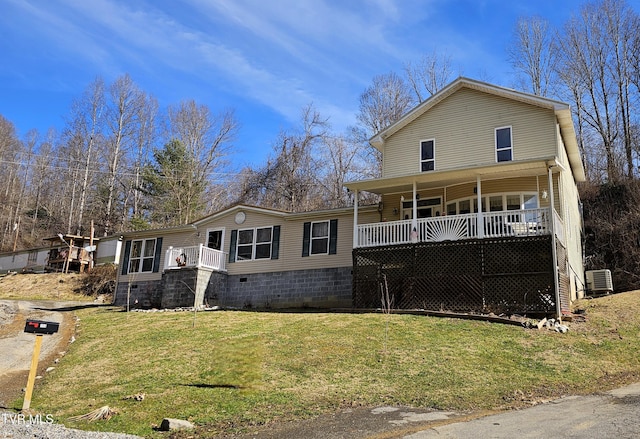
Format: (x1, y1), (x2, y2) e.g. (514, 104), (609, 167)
(345, 77), (586, 317)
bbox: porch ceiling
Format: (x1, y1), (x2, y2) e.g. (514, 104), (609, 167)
(345, 157), (555, 195)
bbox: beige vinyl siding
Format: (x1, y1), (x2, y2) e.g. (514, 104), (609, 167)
(379, 193), (403, 221)
(117, 230), (198, 284)
(379, 189), (445, 220)
(193, 208), (374, 276)
(382, 88), (558, 178)
(117, 207), (374, 282)
(555, 128), (585, 297)
(197, 210), (287, 276)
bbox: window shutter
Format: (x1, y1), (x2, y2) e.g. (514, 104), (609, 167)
(229, 229), (238, 263)
(329, 219), (338, 255)
(152, 237), (163, 273)
(121, 240), (132, 275)
(302, 222), (311, 257)
(271, 225), (280, 260)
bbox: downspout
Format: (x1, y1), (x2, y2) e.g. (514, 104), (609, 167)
(353, 189), (359, 248)
(548, 165), (561, 319)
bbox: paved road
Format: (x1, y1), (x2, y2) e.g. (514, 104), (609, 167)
(402, 383), (640, 439)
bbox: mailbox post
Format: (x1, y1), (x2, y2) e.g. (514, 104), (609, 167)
(22, 320), (59, 411)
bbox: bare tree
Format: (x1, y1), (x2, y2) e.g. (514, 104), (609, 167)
(556, 1), (622, 182)
(29, 129), (57, 238)
(404, 50), (454, 102)
(163, 100), (238, 222)
(0, 115), (23, 250)
(603, 0), (639, 179)
(508, 16), (557, 97)
(357, 72), (414, 137)
(238, 105), (328, 212)
(63, 77), (105, 235)
(127, 94), (158, 229)
(102, 74), (144, 235)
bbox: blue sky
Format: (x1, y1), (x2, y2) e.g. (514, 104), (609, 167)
(0, 0), (626, 168)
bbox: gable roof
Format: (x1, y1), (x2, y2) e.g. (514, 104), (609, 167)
(370, 77), (585, 182)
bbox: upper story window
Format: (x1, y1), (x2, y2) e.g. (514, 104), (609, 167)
(420, 139), (435, 171)
(495, 126), (512, 162)
(129, 239), (157, 273)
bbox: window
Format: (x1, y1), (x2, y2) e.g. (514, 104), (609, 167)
(506, 194), (521, 211)
(401, 197), (441, 219)
(311, 221), (329, 255)
(255, 227), (273, 259)
(303, 219), (338, 256)
(128, 239), (156, 273)
(235, 227), (274, 261)
(207, 229), (223, 250)
(420, 139), (435, 171)
(495, 126), (512, 162)
(489, 196), (503, 212)
(447, 194), (538, 215)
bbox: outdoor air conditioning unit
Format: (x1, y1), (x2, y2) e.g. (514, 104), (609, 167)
(586, 269), (613, 294)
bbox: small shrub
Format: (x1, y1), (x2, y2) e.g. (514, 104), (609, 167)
(80, 264), (117, 299)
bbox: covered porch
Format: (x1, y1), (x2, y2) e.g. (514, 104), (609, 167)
(355, 207), (564, 247)
(345, 159), (568, 318)
(346, 158), (565, 248)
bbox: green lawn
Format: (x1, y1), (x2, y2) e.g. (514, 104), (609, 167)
(22, 291), (640, 437)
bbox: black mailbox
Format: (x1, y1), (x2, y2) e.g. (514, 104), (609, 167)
(24, 320), (59, 335)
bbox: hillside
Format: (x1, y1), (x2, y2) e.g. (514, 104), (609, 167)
(0, 268), (115, 302)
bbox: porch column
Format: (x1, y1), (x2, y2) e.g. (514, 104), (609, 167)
(548, 166), (561, 319)
(353, 189), (359, 248)
(476, 176), (483, 239)
(412, 181), (418, 228)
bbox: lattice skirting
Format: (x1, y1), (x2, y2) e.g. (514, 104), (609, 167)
(353, 236), (560, 315)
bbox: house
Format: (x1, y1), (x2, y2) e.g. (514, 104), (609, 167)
(113, 77), (585, 317)
(344, 77), (586, 317)
(0, 233), (117, 274)
(112, 204), (378, 309)
(0, 247), (49, 274)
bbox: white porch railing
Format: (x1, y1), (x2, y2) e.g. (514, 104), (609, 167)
(164, 244), (227, 272)
(356, 207), (556, 248)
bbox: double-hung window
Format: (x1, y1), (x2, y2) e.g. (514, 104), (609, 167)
(236, 227), (273, 261)
(310, 221), (330, 255)
(302, 219), (338, 256)
(496, 126), (512, 162)
(420, 139), (435, 171)
(129, 239), (156, 273)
